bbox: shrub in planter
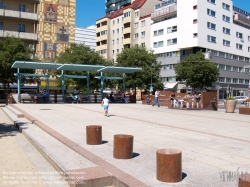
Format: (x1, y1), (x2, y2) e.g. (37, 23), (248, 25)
(224, 97), (237, 113)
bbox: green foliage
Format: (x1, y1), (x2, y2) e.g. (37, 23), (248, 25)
(225, 97), (235, 100)
(116, 46), (163, 91)
(50, 43), (112, 91)
(174, 51), (219, 89)
(0, 36), (34, 87)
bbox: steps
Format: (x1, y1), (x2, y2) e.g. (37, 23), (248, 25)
(1, 105), (128, 187)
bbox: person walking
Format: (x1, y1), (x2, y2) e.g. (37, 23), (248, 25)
(152, 89), (160, 107)
(102, 95), (109, 116)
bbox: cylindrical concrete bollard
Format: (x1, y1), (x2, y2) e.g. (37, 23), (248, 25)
(113, 134), (133, 159)
(156, 148), (182, 183)
(238, 173), (250, 187)
(86, 125), (102, 145)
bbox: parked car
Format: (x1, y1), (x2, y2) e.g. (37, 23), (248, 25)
(234, 96), (249, 104)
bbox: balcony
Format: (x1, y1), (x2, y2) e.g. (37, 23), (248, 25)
(99, 35), (108, 41)
(123, 27), (131, 34)
(123, 38), (131, 45)
(106, 0), (118, 6)
(96, 25), (108, 33)
(234, 13), (250, 27)
(106, 6), (117, 13)
(123, 17), (131, 24)
(0, 9), (38, 21)
(120, 0), (131, 7)
(96, 44), (107, 51)
(151, 4), (177, 20)
(0, 30), (38, 41)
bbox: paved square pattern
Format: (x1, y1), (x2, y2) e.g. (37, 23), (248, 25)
(11, 104), (250, 187)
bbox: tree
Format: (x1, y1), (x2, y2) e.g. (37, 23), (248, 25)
(51, 43), (112, 92)
(174, 51), (219, 90)
(0, 36), (33, 104)
(116, 46), (163, 93)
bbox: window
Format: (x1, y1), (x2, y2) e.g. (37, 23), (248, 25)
(223, 27), (230, 34)
(124, 12), (131, 18)
(112, 30), (115, 35)
(193, 33), (198, 38)
(207, 35), (216, 43)
(167, 26), (177, 33)
(134, 22), (138, 28)
(236, 32), (243, 39)
(167, 38), (177, 45)
(245, 79), (249, 84)
(222, 3), (230, 11)
(0, 22), (3, 30)
(223, 15), (230, 22)
(219, 77), (225, 82)
(172, 38), (177, 44)
(248, 47), (250, 52)
(207, 9), (216, 17)
(100, 30), (107, 35)
(226, 78), (231, 83)
(248, 36), (250, 42)
(219, 64), (225, 70)
(135, 11), (139, 18)
(223, 39), (230, 47)
(239, 79), (244, 84)
(134, 33), (138, 39)
(219, 52), (225, 58)
(117, 49), (119, 53)
(154, 41), (164, 48)
(236, 43), (243, 50)
(233, 78), (238, 83)
(141, 42), (145, 47)
(19, 4), (26, 12)
(233, 66), (238, 72)
(193, 5), (197, 10)
(141, 31), (145, 38)
(239, 56), (244, 61)
(117, 39), (119, 44)
(113, 20), (115, 25)
(112, 40), (114, 45)
(117, 29), (119, 34)
(141, 20), (145, 26)
(153, 31), (157, 36)
(207, 22), (216, 30)
(207, 0), (216, 4)
(117, 19), (119, 24)
(18, 24), (25, 32)
(154, 29), (164, 36)
(0, 2), (4, 9)
(226, 65), (232, 71)
(193, 19), (198, 24)
(112, 50), (114, 54)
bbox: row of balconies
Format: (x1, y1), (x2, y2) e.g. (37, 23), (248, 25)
(0, 30), (37, 41)
(0, 9), (38, 21)
(151, 4), (177, 20)
(234, 13), (250, 27)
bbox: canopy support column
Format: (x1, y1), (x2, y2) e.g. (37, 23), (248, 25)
(61, 70), (65, 102)
(46, 73), (49, 100)
(100, 72), (104, 99)
(17, 68), (21, 103)
(87, 71), (90, 102)
(123, 73), (125, 92)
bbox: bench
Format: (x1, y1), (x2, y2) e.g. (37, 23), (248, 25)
(21, 94), (34, 103)
(114, 94), (124, 103)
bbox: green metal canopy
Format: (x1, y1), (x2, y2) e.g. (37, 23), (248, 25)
(57, 64), (105, 72)
(97, 66), (142, 73)
(57, 75), (88, 79)
(12, 61), (62, 70)
(95, 76), (123, 80)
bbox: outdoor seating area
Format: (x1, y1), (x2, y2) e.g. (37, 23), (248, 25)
(142, 91), (218, 111)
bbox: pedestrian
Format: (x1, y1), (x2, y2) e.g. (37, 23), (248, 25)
(121, 92), (127, 103)
(152, 89), (160, 107)
(34, 94), (38, 104)
(41, 89), (48, 102)
(102, 95), (109, 116)
(170, 92), (175, 107)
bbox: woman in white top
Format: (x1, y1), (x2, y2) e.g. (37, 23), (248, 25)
(102, 95), (109, 116)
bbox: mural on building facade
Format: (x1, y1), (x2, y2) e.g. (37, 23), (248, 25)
(57, 25), (69, 42)
(45, 3), (57, 22)
(44, 43), (57, 59)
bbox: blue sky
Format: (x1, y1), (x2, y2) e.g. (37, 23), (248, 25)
(76, 0), (250, 28)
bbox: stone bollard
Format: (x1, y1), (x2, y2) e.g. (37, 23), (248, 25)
(86, 125), (102, 145)
(113, 134), (133, 159)
(156, 148), (182, 183)
(238, 173), (250, 187)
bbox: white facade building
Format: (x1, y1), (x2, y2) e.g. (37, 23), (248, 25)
(75, 25), (96, 49)
(151, 0), (250, 99)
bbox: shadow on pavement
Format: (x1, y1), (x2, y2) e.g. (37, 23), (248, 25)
(132, 152), (140, 158)
(182, 172), (187, 180)
(0, 123), (18, 138)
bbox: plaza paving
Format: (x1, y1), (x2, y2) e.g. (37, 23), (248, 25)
(1, 103), (250, 187)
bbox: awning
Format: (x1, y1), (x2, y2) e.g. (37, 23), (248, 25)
(164, 82), (178, 89)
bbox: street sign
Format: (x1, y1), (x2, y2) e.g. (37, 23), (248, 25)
(150, 86), (153, 91)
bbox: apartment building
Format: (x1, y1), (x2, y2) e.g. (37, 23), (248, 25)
(75, 25), (96, 49)
(151, 0), (250, 99)
(96, 0), (159, 61)
(106, 0), (135, 14)
(0, 0), (75, 62)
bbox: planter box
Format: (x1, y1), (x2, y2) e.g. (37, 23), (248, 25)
(239, 107), (250, 115)
(224, 100), (237, 113)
